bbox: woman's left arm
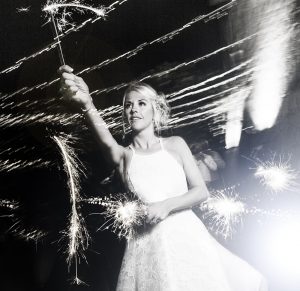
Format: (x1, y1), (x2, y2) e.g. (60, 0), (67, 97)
(147, 136), (209, 223)
(164, 136), (210, 213)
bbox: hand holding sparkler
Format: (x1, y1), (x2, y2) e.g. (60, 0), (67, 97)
(58, 65), (94, 111)
(146, 200), (172, 224)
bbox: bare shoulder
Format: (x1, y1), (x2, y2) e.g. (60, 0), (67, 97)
(163, 136), (189, 152)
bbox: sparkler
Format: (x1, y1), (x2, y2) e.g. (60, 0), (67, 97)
(200, 188), (246, 239)
(52, 135), (89, 284)
(253, 155), (298, 192)
(43, 0), (106, 65)
(1, 1), (126, 75)
(86, 194), (147, 240)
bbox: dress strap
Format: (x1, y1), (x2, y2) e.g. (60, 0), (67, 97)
(129, 145), (136, 154)
(159, 138), (164, 151)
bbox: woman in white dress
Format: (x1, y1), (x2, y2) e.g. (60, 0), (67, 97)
(59, 65), (267, 291)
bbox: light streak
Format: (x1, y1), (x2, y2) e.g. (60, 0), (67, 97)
(52, 135), (89, 284)
(92, 42), (256, 96)
(248, 0), (295, 130)
(2, 0), (236, 98)
(16, 6), (31, 13)
(0, 158), (53, 172)
(86, 194), (147, 240)
(200, 188), (245, 239)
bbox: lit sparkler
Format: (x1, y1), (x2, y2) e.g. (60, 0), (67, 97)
(86, 194), (147, 240)
(43, 1), (106, 31)
(254, 155), (297, 192)
(52, 134), (89, 284)
(200, 188), (246, 239)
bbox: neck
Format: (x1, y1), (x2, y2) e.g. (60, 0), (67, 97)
(132, 127), (159, 150)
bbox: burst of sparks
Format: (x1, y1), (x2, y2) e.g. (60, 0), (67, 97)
(254, 157), (298, 192)
(200, 188), (246, 239)
(86, 194), (147, 240)
(52, 135), (89, 283)
(43, 0), (106, 32)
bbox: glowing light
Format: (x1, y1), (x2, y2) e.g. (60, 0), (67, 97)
(52, 135), (89, 284)
(248, 1), (294, 130)
(86, 194), (147, 240)
(200, 188), (245, 239)
(254, 161), (297, 192)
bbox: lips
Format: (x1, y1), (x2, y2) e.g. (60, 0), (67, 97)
(130, 116), (142, 121)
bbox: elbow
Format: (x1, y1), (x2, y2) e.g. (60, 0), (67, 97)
(198, 186), (210, 202)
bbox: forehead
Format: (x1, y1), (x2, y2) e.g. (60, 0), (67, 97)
(125, 90), (151, 102)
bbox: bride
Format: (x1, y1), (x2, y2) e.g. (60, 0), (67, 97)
(59, 65), (267, 291)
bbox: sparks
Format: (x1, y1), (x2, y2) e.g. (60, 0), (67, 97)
(254, 156), (297, 192)
(86, 194), (147, 240)
(52, 134), (89, 284)
(43, 0), (106, 32)
(200, 188), (245, 239)
(0, 199), (19, 210)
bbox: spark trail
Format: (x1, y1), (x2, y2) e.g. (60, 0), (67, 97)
(0, 158), (53, 172)
(52, 135), (89, 284)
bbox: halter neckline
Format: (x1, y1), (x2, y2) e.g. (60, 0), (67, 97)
(129, 138), (164, 155)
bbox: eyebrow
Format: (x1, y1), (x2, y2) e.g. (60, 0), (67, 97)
(125, 98), (148, 103)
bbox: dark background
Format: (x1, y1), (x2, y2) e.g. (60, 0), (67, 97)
(1, 0), (300, 290)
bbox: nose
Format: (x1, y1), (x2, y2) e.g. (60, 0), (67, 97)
(130, 103), (138, 113)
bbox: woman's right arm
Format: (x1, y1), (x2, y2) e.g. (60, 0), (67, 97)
(58, 65), (125, 166)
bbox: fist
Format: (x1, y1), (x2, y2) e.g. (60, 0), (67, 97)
(58, 65), (92, 109)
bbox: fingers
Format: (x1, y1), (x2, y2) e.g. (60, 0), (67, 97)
(146, 214), (163, 224)
(58, 65), (74, 74)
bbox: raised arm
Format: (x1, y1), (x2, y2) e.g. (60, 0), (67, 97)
(58, 65), (125, 166)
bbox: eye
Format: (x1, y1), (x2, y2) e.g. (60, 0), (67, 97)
(124, 103), (131, 109)
(139, 101), (146, 106)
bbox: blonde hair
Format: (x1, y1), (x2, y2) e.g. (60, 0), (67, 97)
(122, 82), (170, 135)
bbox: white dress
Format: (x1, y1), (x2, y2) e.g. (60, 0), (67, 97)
(116, 139), (267, 291)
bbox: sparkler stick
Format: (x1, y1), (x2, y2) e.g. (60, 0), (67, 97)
(50, 12), (66, 65)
